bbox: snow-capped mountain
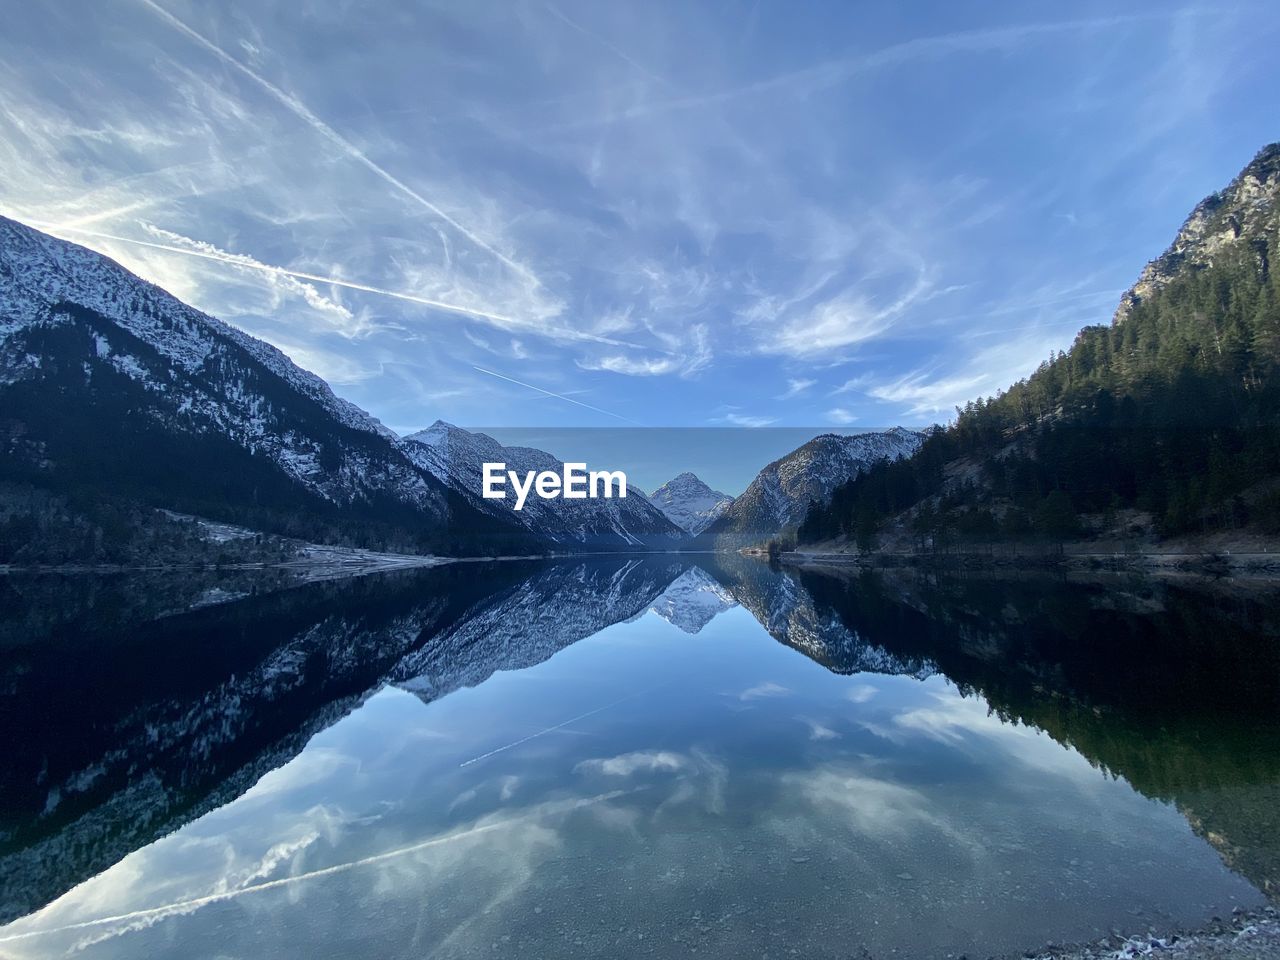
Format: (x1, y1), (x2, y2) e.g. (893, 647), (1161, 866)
(649, 472), (733, 534)
(703, 428), (926, 545)
(645, 565), (737, 633)
(394, 557), (684, 700)
(709, 555), (936, 678)
(403, 420), (686, 550)
(0, 217), (535, 554)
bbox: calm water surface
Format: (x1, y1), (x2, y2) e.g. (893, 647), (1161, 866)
(0, 558), (1277, 958)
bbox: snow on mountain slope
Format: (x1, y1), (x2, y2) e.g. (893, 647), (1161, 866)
(705, 428), (926, 543)
(394, 558), (683, 700)
(0, 217), (538, 548)
(403, 420), (686, 549)
(649, 472), (733, 534)
(646, 565), (737, 633)
(712, 557), (936, 679)
(0, 217), (388, 438)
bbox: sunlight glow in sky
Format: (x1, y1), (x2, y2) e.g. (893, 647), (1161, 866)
(2, 1), (1277, 430)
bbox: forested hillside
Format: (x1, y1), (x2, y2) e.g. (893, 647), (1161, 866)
(799, 143), (1280, 551)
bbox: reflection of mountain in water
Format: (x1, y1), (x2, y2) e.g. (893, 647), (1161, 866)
(0, 557), (693, 923)
(645, 566), (737, 634)
(394, 558), (685, 701)
(705, 555), (936, 679)
(787, 563), (1280, 902)
(0, 564), (506, 924)
(2, 558), (1278, 923)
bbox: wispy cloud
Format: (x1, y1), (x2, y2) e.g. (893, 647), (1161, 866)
(740, 681), (790, 701)
(138, 0), (544, 288)
(863, 371), (990, 417)
(777, 378), (815, 400)
(0, 0), (1266, 431)
(35, 221), (636, 348)
(750, 268), (933, 360)
(564, 13), (1183, 128)
(577, 354), (680, 376)
(576, 322), (711, 378)
(714, 412), (778, 428)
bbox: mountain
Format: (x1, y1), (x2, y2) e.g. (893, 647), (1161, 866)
(705, 555), (936, 677)
(704, 428), (926, 546)
(0, 561), (536, 924)
(402, 420), (686, 550)
(799, 142), (1280, 552)
(648, 471), (733, 534)
(0, 217), (537, 559)
(394, 557), (684, 700)
(644, 565), (737, 633)
(1114, 143), (1280, 325)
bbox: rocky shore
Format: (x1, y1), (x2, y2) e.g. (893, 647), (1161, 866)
(1025, 907), (1280, 960)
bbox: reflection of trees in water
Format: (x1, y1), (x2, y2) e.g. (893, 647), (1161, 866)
(0, 557), (688, 924)
(771, 564), (1280, 901)
(4, 557), (1278, 923)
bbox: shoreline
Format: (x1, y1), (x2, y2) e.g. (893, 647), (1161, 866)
(779, 548), (1280, 577)
(1018, 906), (1280, 960)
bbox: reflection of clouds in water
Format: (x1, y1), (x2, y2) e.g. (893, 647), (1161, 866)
(798, 717), (841, 741)
(893, 683), (1104, 787)
(576, 748), (728, 816)
(783, 768), (964, 844)
(449, 774), (524, 815)
(240, 746), (361, 801)
(499, 775), (521, 801)
(576, 749), (688, 777)
(739, 681), (790, 701)
(659, 749), (728, 817)
(220, 828), (323, 893)
(1, 792), (638, 957)
(846, 682), (878, 704)
(64, 823), (324, 953)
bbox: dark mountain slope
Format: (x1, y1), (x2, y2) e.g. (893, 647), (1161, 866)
(0, 218), (538, 557)
(702, 428), (925, 548)
(800, 142), (1280, 550)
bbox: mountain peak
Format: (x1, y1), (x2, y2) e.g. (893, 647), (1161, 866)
(1113, 142), (1280, 325)
(405, 420), (460, 446)
(401, 422), (686, 548)
(649, 472), (733, 535)
(705, 427), (926, 544)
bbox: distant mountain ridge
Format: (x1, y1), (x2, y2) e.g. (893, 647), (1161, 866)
(704, 427), (927, 546)
(648, 471), (733, 534)
(0, 217), (935, 561)
(403, 420), (686, 550)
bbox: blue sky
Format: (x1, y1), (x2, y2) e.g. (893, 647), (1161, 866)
(2, 1), (1277, 433)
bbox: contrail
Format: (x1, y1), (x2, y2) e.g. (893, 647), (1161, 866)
(473, 366), (642, 425)
(137, 0), (541, 289)
(0, 791), (637, 945)
(554, 12), (1191, 131)
(32, 221), (640, 348)
(458, 688), (652, 767)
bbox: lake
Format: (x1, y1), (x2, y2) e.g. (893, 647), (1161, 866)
(0, 558), (1277, 958)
